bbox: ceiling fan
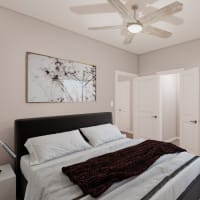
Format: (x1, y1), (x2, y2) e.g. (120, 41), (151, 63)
(71, 0), (183, 45)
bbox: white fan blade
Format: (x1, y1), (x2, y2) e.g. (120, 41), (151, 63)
(143, 26), (172, 38)
(146, 0), (160, 3)
(144, 6), (184, 25)
(163, 15), (184, 25)
(140, 1), (183, 25)
(88, 25), (123, 31)
(70, 3), (115, 15)
(108, 0), (132, 20)
(124, 31), (135, 44)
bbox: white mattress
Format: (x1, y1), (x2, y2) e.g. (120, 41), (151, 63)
(21, 138), (200, 200)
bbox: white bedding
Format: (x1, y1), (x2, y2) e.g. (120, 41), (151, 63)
(22, 138), (200, 200)
(21, 155), (31, 181)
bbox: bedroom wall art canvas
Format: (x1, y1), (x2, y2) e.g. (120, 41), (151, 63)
(27, 53), (96, 103)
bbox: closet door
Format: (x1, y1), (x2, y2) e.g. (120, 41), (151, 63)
(133, 75), (161, 140)
(180, 67), (200, 155)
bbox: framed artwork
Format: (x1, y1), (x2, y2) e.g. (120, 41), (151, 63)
(27, 52), (96, 103)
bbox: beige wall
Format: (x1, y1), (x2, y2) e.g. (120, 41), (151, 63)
(139, 39), (200, 75)
(0, 7), (138, 165)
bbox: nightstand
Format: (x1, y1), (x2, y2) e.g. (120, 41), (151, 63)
(121, 131), (134, 139)
(0, 164), (16, 200)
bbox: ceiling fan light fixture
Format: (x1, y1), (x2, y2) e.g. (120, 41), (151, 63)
(127, 22), (143, 34)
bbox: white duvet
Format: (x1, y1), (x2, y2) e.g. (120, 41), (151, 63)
(24, 138), (200, 200)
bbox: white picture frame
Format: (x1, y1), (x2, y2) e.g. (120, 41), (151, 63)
(27, 52), (96, 103)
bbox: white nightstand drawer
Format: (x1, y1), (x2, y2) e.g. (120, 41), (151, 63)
(0, 164), (16, 200)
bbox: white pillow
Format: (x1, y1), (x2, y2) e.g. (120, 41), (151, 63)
(25, 130), (91, 165)
(80, 123), (125, 146)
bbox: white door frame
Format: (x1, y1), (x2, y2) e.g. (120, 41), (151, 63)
(114, 70), (137, 132)
(157, 68), (184, 75)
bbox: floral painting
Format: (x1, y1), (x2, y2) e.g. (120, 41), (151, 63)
(27, 53), (96, 102)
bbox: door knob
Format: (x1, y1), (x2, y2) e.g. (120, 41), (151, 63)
(152, 115), (158, 119)
(190, 120), (198, 124)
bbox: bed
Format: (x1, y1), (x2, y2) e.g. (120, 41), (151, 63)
(15, 112), (200, 200)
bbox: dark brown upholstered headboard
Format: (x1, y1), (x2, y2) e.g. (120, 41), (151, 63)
(15, 112), (112, 199)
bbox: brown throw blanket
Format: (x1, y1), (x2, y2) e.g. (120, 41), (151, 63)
(62, 140), (185, 197)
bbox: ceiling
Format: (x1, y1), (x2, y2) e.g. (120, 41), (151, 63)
(0, 0), (200, 54)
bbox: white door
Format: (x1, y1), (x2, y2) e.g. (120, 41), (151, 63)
(116, 80), (131, 132)
(134, 75), (161, 140)
(180, 67), (200, 155)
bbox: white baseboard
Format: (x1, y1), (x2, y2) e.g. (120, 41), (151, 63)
(164, 137), (180, 143)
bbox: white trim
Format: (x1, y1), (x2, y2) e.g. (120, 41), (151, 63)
(157, 68), (184, 75)
(135, 74), (159, 80)
(115, 70), (138, 78)
(165, 137), (180, 143)
(158, 75), (163, 141)
(114, 70), (137, 132)
(133, 77), (138, 134)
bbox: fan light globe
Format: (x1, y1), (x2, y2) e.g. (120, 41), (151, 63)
(128, 23), (143, 34)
